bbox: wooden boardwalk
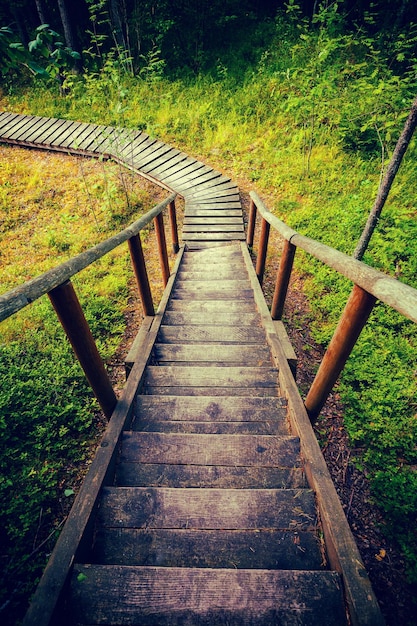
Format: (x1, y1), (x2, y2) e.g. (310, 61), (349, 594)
(0, 112), (383, 625)
(0, 111), (244, 244)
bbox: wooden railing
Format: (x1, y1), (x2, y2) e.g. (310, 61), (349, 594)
(0, 193), (179, 419)
(248, 190), (417, 421)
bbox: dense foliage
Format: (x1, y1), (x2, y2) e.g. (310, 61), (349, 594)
(1, 1), (417, 622)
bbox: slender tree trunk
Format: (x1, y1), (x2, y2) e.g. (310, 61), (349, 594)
(353, 95), (417, 261)
(57, 0), (75, 50)
(34, 0), (47, 25)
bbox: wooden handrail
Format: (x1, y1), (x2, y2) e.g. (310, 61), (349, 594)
(0, 192), (176, 323)
(0, 192), (178, 418)
(249, 190), (417, 421)
(250, 191), (417, 325)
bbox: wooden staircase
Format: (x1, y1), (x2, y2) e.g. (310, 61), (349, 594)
(67, 243), (348, 625)
(0, 112), (384, 625)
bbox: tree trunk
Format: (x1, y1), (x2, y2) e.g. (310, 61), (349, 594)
(57, 0), (76, 50)
(353, 95), (417, 261)
(34, 0), (47, 25)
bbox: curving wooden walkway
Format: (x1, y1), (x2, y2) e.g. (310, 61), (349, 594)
(0, 111), (244, 244)
(0, 112), (384, 625)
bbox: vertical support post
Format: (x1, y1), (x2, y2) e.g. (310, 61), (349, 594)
(168, 199), (180, 254)
(128, 234), (155, 316)
(48, 280), (117, 420)
(246, 198), (257, 248)
(305, 285), (377, 422)
(154, 212), (170, 286)
(256, 217), (270, 286)
(271, 239), (296, 320)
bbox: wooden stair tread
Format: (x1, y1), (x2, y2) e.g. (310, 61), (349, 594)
(119, 432), (300, 467)
(151, 343), (271, 365)
(116, 463), (306, 489)
(157, 326), (266, 343)
(92, 528), (324, 570)
(70, 565), (347, 625)
(160, 310), (260, 325)
(134, 395), (287, 421)
(129, 420), (287, 435)
(143, 365), (278, 388)
(166, 299), (256, 312)
(97, 486), (316, 529)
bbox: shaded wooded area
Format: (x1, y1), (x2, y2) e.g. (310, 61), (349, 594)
(1, 0), (416, 75)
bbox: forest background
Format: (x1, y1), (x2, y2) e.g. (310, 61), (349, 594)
(1, 1), (417, 624)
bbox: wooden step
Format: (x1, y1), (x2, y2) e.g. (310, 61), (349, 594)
(161, 310), (260, 326)
(118, 432), (300, 468)
(92, 528), (324, 569)
(157, 326), (266, 344)
(166, 299), (256, 312)
(97, 486), (316, 529)
(143, 365), (278, 392)
(116, 461), (306, 489)
(70, 566), (348, 625)
(128, 420), (286, 435)
(133, 395), (287, 422)
(151, 343), (271, 366)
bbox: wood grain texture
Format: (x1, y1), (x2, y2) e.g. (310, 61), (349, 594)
(157, 326), (266, 344)
(98, 486), (316, 529)
(70, 565), (347, 625)
(152, 342), (270, 362)
(119, 432), (300, 468)
(116, 462), (305, 489)
(93, 528), (323, 569)
(134, 395), (287, 422)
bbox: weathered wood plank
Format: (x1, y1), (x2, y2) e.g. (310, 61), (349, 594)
(177, 268), (247, 280)
(93, 528), (323, 569)
(135, 146), (182, 171)
(130, 420), (285, 435)
(70, 565), (347, 625)
(144, 385), (278, 397)
(141, 152), (190, 176)
(30, 118), (71, 144)
(116, 463), (305, 489)
(187, 194), (241, 205)
(183, 230), (245, 242)
(19, 118), (60, 143)
(170, 288), (254, 300)
(0, 113), (38, 137)
(184, 216), (243, 225)
(166, 299), (255, 312)
(98, 486), (316, 529)
(185, 185), (239, 201)
(183, 224), (245, 233)
(71, 123), (107, 150)
(49, 121), (91, 148)
(160, 163), (211, 186)
(5, 115), (49, 140)
(186, 201), (242, 210)
(144, 365), (278, 389)
(161, 310), (258, 325)
(134, 395), (287, 422)
(173, 278), (251, 291)
(157, 326), (266, 344)
(0, 112), (21, 132)
(119, 432), (298, 468)
(45, 121), (84, 147)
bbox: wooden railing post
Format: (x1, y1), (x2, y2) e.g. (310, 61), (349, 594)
(154, 212), (170, 286)
(128, 234), (155, 316)
(256, 217), (270, 286)
(168, 200), (180, 253)
(246, 198), (257, 249)
(48, 280), (117, 420)
(305, 285), (377, 422)
(271, 239), (296, 320)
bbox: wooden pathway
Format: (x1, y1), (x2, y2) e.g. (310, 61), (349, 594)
(0, 112), (383, 625)
(0, 111), (244, 244)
